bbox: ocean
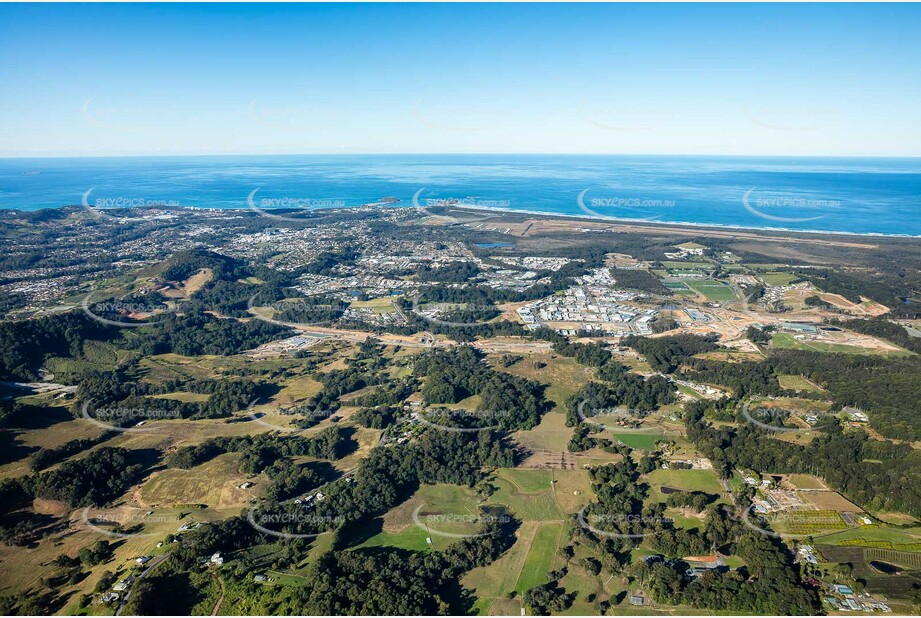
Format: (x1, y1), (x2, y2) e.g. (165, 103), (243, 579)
(0, 154), (918, 237)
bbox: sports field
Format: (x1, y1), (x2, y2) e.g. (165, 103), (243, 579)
(684, 279), (736, 301)
(660, 261), (712, 270)
(612, 432), (663, 450)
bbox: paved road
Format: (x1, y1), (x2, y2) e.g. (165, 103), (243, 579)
(115, 552), (171, 616)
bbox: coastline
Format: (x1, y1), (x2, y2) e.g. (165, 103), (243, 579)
(5, 200), (921, 241)
(440, 202), (921, 240)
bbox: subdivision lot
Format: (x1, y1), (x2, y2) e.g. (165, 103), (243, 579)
(139, 452), (257, 509)
(645, 468), (725, 502)
(801, 491), (862, 512)
(759, 272), (801, 286)
(777, 374), (826, 393)
(771, 332), (912, 356)
(514, 522), (563, 594)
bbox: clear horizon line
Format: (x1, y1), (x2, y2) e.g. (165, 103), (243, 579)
(2, 151), (921, 160)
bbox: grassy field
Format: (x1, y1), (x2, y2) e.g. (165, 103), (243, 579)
(818, 524), (921, 549)
(356, 525), (432, 552)
(499, 468), (555, 492)
(349, 297), (398, 314)
(513, 522), (563, 594)
(0, 407), (106, 479)
(495, 353), (595, 412)
(785, 474), (828, 490)
(461, 519), (573, 615)
(558, 551), (612, 615)
(513, 411), (573, 453)
(487, 469), (565, 521)
(771, 332), (909, 356)
(684, 279), (737, 301)
(777, 374), (825, 393)
(148, 391), (211, 403)
(759, 272), (801, 286)
(874, 512), (920, 526)
(463, 522), (539, 615)
(500, 353), (597, 456)
(801, 491), (862, 512)
(694, 350), (765, 363)
(551, 469), (594, 514)
(645, 468), (725, 502)
(611, 432), (664, 450)
(751, 396), (833, 414)
(668, 270), (708, 278)
(365, 483), (484, 552)
(660, 261), (712, 270)
(139, 452), (257, 508)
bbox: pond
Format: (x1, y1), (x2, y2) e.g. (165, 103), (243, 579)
(870, 561), (902, 575)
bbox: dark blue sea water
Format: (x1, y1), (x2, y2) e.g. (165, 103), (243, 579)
(0, 155), (918, 236)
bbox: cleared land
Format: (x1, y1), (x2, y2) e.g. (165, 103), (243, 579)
(514, 522), (563, 594)
(645, 468), (725, 502)
(771, 332), (911, 356)
(777, 374), (825, 393)
(139, 453), (257, 509)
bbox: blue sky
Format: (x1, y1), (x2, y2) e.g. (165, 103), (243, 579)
(1, 3), (919, 157)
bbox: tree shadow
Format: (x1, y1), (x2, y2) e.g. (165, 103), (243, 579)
(0, 430), (38, 465)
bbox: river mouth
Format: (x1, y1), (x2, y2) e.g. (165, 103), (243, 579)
(869, 560), (902, 575)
